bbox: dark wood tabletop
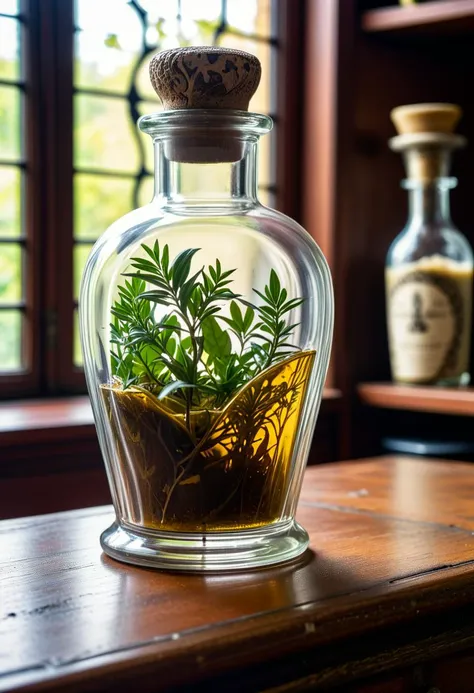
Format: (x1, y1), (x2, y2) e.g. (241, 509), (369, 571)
(3, 455), (474, 693)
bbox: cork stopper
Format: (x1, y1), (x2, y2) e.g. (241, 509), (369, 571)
(391, 103), (462, 135)
(389, 103), (466, 181)
(149, 47), (261, 111)
(147, 47), (262, 163)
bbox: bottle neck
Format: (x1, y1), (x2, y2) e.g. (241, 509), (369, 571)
(405, 178), (455, 229)
(153, 138), (258, 211)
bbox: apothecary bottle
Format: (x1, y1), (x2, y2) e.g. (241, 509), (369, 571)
(80, 47), (333, 572)
(386, 103), (473, 386)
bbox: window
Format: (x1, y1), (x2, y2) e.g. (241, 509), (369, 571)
(0, 0), (301, 397)
(0, 2), (24, 372)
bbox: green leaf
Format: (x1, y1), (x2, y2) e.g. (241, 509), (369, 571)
(111, 306), (133, 322)
(162, 244), (170, 276)
(200, 306), (221, 321)
(171, 248), (200, 289)
(166, 338), (176, 356)
(229, 300), (244, 331)
(156, 17), (166, 41)
(122, 273), (169, 290)
(130, 259), (158, 273)
(201, 315), (231, 361)
(158, 380), (195, 400)
(254, 288), (269, 304)
(269, 269), (281, 300)
(179, 267), (203, 309)
(195, 18), (220, 36)
(243, 306), (255, 332)
(280, 298), (304, 314)
(104, 33), (121, 49)
(142, 243), (158, 262)
(137, 290), (169, 305)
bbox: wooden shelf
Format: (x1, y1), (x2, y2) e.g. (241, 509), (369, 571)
(362, 0), (474, 35)
(358, 382), (474, 416)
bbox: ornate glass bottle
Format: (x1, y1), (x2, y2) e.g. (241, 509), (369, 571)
(386, 103), (473, 386)
(80, 47), (333, 571)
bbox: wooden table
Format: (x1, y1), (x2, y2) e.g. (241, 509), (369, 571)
(2, 455), (474, 692)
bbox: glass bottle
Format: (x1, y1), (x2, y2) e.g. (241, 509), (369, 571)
(79, 47), (333, 572)
(386, 103), (473, 386)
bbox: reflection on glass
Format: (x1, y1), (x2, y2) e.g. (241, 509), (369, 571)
(0, 16), (19, 81)
(74, 244), (93, 299)
(74, 174), (134, 239)
(0, 309), (21, 370)
(0, 85), (21, 161)
(258, 123), (275, 188)
(0, 243), (21, 301)
(0, 167), (21, 237)
(138, 100), (162, 174)
(74, 308), (82, 366)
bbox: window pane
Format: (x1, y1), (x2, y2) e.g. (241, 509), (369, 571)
(74, 0), (143, 94)
(74, 173), (134, 239)
(75, 94), (139, 173)
(0, 167), (21, 237)
(169, 0), (225, 45)
(227, 0), (272, 38)
(136, 61), (161, 101)
(74, 308), (82, 366)
(138, 175), (153, 207)
(74, 244), (93, 300)
(0, 243), (21, 301)
(0, 85), (21, 161)
(0, 16), (19, 81)
(0, 0), (18, 16)
(0, 309), (21, 370)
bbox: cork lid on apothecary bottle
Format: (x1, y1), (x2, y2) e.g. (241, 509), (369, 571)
(389, 102), (466, 181)
(143, 47), (265, 163)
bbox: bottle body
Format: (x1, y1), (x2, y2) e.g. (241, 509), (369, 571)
(80, 111), (333, 571)
(386, 179), (473, 385)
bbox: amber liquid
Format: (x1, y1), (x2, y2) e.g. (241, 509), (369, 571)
(101, 351), (315, 532)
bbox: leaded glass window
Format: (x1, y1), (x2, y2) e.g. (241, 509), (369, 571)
(73, 0), (276, 365)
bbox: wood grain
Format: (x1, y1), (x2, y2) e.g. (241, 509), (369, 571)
(362, 0), (474, 35)
(3, 456), (474, 691)
(358, 382), (474, 417)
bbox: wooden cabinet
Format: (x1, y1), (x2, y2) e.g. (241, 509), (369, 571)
(302, 1), (474, 455)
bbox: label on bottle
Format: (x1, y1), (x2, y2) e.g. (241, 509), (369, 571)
(386, 258), (473, 383)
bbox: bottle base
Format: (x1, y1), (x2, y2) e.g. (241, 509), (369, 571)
(100, 518), (309, 572)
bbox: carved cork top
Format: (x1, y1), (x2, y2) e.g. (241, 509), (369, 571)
(149, 47), (261, 111)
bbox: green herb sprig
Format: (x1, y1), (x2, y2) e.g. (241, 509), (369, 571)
(110, 242), (304, 424)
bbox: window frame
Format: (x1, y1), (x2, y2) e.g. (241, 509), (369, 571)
(0, 0), (43, 397)
(0, 0), (305, 398)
